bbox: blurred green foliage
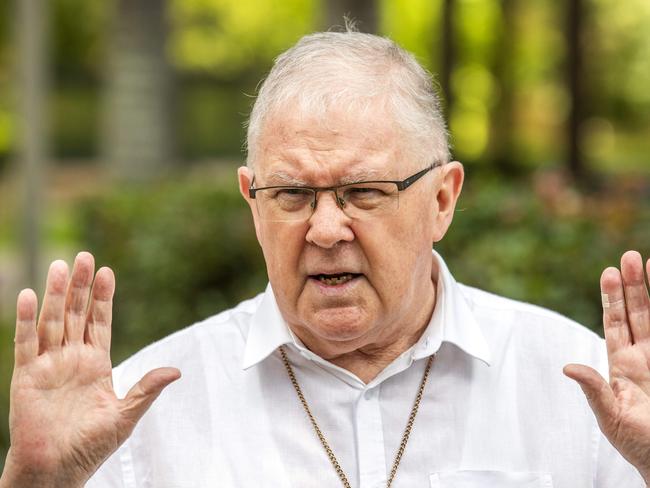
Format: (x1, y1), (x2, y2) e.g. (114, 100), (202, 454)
(169, 0), (318, 76)
(438, 174), (650, 329)
(381, 0), (440, 70)
(51, 0), (108, 81)
(179, 81), (254, 159)
(2, 0), (650, 171)
(77, 173), (268, 362)
(0, 0), (12, 171)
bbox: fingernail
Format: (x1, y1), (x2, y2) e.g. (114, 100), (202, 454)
(49, 259), (67, 271)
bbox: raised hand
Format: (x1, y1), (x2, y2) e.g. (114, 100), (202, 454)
(0, 252), (181, 488)
(564, 250), (650, 483)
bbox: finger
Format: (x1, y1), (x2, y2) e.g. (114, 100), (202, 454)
(620, 251), (650, 343)
(85, 267), (115, 352)
(119, 367), (181, 433)
(564, 363), (617, 429)
(15, 289), (38, 367)
(601, 266), (631, 357)
(37, 260), (69, 353)
(64, 252), (95, 344)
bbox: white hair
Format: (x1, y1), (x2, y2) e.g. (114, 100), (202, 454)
(245, 29), (450, 169)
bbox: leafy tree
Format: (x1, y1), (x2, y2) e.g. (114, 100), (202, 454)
(169, 0), (317, 76)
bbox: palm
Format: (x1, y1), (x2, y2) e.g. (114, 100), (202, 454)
(11, 347), (118, 469)
(565, 251), (650, 482)
(603, 343), (650, 461)
(2, 253), (180, 487)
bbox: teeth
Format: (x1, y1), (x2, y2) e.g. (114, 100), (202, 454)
(318, 273), (354, 285)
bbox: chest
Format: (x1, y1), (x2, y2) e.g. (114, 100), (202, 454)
(122, 352), (596, 488)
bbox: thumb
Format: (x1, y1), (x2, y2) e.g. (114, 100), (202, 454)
(119, 367), (181, 429)
(563, 363), (616, 423)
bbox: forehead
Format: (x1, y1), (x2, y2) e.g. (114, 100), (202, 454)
(254, 105), (409, 184)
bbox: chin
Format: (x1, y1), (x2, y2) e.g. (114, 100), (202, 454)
(307, 307), (372, 342)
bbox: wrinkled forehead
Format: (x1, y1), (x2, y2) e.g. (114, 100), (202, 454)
(252, 103), (414, 184)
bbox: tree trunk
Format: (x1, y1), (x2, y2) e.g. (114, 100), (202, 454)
(324, 0), (378, 33)
(489, 0), (518, 174)
(102, 0), (175, 182)
(440, 0), (456, 115)
(566, 0), (585, 179)
(16, 0), (48, 290)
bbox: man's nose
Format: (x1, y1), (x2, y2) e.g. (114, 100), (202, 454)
(305, 190), (354, 249)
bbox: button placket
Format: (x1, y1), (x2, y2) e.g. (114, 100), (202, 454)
(355, 386), (386, 488)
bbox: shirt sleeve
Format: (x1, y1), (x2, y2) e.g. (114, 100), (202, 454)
(595, 432), (646, 488)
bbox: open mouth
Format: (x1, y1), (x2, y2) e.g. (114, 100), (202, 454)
(310, 272), (362, 286)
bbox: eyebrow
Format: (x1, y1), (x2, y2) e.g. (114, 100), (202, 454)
(264, 171), (307, 186)
(338, 169), (392, 184)
(263, 168), (393, 187)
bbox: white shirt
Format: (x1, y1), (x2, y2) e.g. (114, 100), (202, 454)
(87, 251), (644, 487)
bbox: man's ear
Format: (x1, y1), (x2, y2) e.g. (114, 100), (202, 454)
(238, 166), (264, 245)
(237, 166), (253, 204)
(432, 161), (464, 243)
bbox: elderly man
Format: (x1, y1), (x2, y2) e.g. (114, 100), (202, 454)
(2, 30), (650, 488)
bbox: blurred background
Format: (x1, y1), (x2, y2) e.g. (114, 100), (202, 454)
(0, 0), (649, 467)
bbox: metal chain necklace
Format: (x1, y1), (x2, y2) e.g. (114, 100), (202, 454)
(279, 346), (434, 488)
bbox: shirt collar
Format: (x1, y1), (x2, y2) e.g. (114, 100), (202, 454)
(241, 250), (491, 370)
(411, 249), (491, 366)
(242, 282), (294, 369)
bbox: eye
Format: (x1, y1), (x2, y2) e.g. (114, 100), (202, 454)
(270, 188), (313, 211)
(349, 187), (385, 195)
(344, 186), (388, 199)
(275, 188), (312, 198)
(341, 183), (397, 211)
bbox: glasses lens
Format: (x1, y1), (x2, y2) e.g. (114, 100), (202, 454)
(255, 187), (314, 221)
(338, 182), (399, 219)
(254, 183), (399, 221)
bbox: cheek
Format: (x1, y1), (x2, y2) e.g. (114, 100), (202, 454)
(259, 222), (306, 285)
(357, 208), (433, 293)
(354, 222), (412, 293)
(405, 193), (438, 244)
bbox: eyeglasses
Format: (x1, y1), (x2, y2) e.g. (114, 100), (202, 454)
(248, 162), (442, 222)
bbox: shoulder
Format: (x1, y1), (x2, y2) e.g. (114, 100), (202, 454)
(458, 283), (606, 370)
(111, 292), (264, 396)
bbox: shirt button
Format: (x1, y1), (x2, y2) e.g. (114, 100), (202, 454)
(364, 389), (374, 400)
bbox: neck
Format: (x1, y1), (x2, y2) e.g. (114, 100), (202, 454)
(327, 321), (432, 383)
